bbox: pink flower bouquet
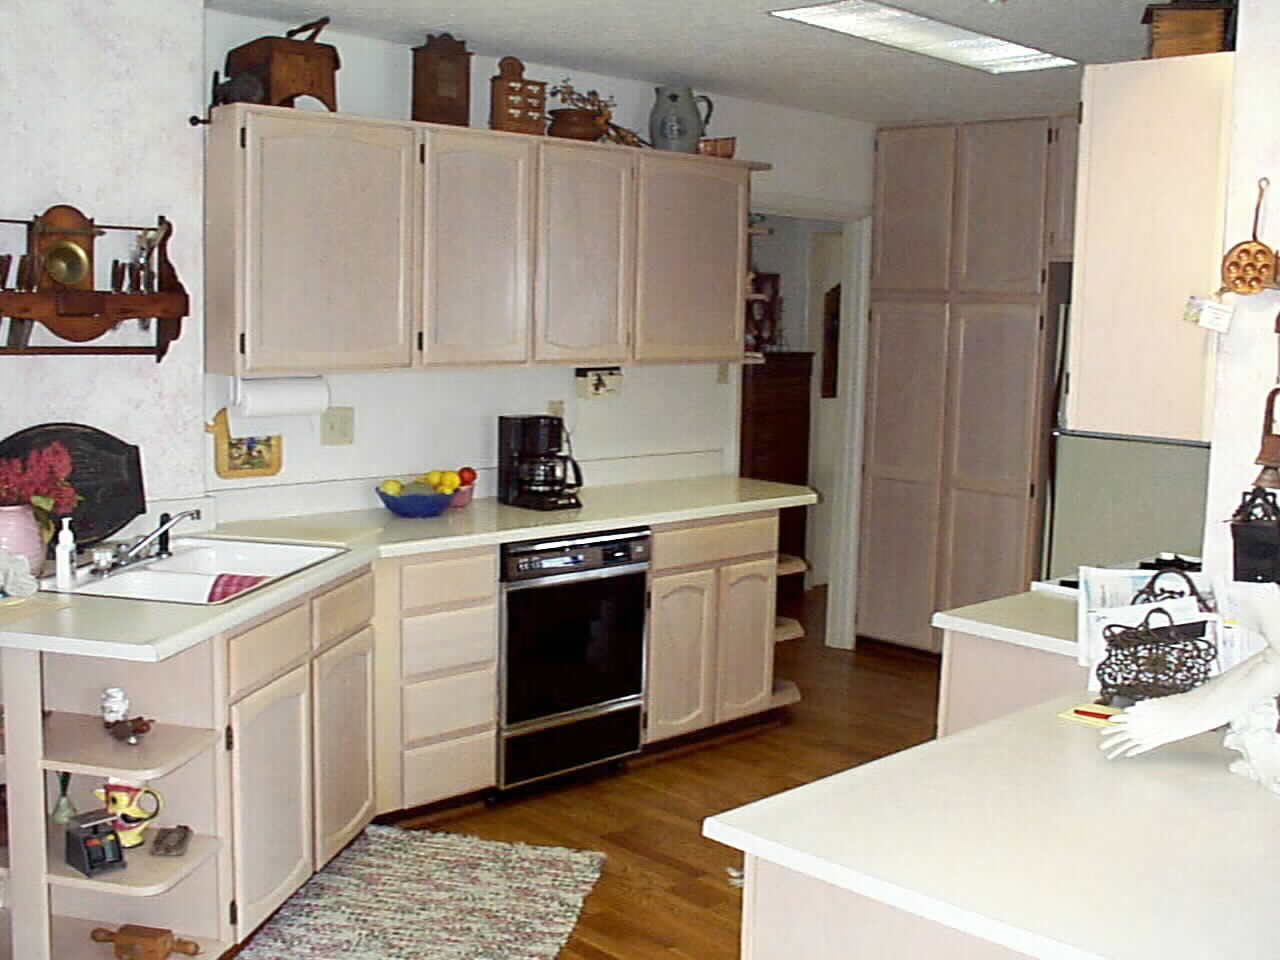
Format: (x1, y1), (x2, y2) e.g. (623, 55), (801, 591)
(0, 441), (79, 539)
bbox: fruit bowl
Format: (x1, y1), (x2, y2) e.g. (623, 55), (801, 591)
(376, 487), (452, 518)
(450, 484), (474, 508)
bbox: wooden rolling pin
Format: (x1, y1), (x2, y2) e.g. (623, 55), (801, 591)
(91, 924), (200, 959)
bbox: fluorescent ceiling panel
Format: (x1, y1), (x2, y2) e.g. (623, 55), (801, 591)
(770, 1), (1077, 74)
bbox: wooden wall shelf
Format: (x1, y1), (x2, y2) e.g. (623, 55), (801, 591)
(0, 211), (188, 361)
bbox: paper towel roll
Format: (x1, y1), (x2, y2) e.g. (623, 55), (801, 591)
(232, 377), (330, 418)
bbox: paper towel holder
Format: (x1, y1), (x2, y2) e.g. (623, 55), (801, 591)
(205, 408), (282, 479)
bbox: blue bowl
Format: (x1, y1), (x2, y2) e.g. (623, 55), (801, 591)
(376, 487), (452, 518)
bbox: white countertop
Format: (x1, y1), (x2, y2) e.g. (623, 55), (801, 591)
(931, 589), (1077, 657)
(704, 696), (1280, 960)
(214, 475), (817, 557)
(0, 476), (815, 661)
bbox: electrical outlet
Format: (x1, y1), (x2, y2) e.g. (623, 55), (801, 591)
(320, 406), (355, 445)
(575, 366), (623, 398)
(547, 399), (566, 418)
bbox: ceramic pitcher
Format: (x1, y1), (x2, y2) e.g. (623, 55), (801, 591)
(649, 86), (714, 153)
(95, 781), (163, 848)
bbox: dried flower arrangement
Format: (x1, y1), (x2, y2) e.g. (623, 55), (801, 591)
(549, 79), (648, 147)
(0, 441), (78, 539)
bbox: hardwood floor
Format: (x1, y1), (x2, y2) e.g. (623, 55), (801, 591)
(395, 589), (940, 960)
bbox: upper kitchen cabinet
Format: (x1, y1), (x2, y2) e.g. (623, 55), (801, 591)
(1067, 52), (1233, 442)
(207, 105), (416, 375)
(872, 126), (955, 294)
(634, 153), (748, 362)
(952, 118), (1048, 295)
(534, 142), (635, 362)
(420, 128), (535, 365)
(1044, 113), (1079, 262)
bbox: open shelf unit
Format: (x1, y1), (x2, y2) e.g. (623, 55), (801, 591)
(769, 678), (801, 710)
(0, 911), (229, 960)
(45, 825), (219, 896)
(40, 712), (219, 780)
(774, 616), (804, 644)
(776, 554), (807, 578)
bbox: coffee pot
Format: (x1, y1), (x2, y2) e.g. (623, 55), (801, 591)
(649, 85), (714, 153)
(95, 781), (163, 848)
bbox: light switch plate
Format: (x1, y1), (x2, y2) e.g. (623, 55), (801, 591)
(320, 406), (355, 445)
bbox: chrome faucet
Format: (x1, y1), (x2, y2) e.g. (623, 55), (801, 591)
(96, 509), (202, 574)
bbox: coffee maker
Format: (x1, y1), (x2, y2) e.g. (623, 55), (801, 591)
(498, 415), (583, 510)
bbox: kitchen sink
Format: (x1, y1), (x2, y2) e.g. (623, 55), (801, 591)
(45, 537), (346, 605)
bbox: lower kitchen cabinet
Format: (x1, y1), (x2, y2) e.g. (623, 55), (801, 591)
(230, 663), (314, 935)
(646, 514), (782, 743)
(373, 546), (499, 812)
(647, 568), (718, 739)
(226, 568), (375, 936)
(312, 626), (375, 867)
(716, 557), (777, 722)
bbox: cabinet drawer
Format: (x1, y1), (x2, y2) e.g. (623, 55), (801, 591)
(312, 569), (374, 650)
(652, 514), (778, 572)
(401, 551), (496, 611)
(402, 603), (498, 678)
(402, 666), (497, 744)
(403, 730), (496, 808)
(228, 602), (311, 702)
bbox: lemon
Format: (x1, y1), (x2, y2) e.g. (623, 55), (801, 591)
(439, 481), (459, 495)
(379, 478), (403, 496)
(425, 470), (443, 488)
(441, 470), (461, 489)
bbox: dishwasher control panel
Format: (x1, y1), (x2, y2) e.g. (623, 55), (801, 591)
(501, 528), (649, 582)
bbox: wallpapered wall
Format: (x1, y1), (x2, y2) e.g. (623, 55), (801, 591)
(0, 0), (206, 501)
(1202, 0), (1280, 570)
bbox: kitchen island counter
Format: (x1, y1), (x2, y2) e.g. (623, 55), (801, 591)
(704, 695), (1280, 959)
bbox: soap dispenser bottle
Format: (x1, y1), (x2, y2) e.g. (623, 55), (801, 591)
(54, 517), (76, 589)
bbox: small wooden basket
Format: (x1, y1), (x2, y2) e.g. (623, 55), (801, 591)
(696, 137), (736, 159)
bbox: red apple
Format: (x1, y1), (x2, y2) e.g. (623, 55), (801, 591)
(458, 466), (478, 486)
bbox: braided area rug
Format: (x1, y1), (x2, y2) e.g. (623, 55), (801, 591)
(237, 825), (605, 960)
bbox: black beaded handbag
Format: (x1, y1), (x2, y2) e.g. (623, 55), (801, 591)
(1096, 606), (1217, 706)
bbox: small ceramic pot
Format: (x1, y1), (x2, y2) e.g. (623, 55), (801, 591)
(0, 504), (45, 577)
(547, 108), (603, 141)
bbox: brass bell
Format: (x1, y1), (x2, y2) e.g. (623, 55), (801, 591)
(43, 239), (89, 286)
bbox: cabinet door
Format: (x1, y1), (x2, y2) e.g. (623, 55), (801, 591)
(646, 568), (717, 742)
(1045, 113), (1079, 262)
(313, 626), (374, 868)
(952, 118), (1048, 295)
(421, 129), (535, 364)
(1067, 53), (1232, 441)
(634, 155), (748, 361)
(872, 126), (954, 294)
(936, 303), (1045, 613)
(238, 110), (416, 373)
(857, 302), (949, 651)
(534, 143), (635, 362)
(230, 663), (313, 936)
(715, 558), (776, 722)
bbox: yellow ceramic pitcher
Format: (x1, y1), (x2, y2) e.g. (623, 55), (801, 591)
(94, 781), (162, 848)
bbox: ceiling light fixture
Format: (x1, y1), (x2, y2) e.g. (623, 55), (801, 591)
(769, 0), (1077, 74)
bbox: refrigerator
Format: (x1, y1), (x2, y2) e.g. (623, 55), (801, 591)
(1041, 269), (1210, 580)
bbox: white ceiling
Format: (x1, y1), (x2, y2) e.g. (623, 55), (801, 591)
(205, 0), (1157, 125)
